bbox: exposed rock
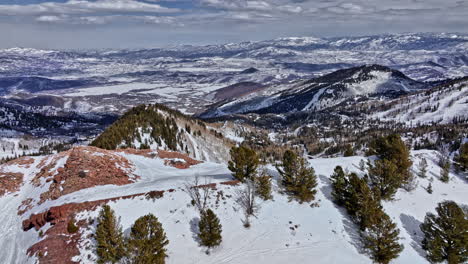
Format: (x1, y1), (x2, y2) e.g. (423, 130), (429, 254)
(0, 157), (33, 196)
(0, 172), (23, 196)
(33, 146), (135, 204)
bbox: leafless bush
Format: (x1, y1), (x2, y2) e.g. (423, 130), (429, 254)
(236, 179), (258, 227)
(185, 175), (213, 213)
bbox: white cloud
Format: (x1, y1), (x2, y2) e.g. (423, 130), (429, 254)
(0, 0), (178, 16)
(0, 0), (467, 48)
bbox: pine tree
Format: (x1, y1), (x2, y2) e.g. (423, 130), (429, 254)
(198, 209), (222, 248)
(127, 214), (169, 264)
(420, 201), (468, 264)
(369, 134), (413, 183)
(455, 143), (468, 171)
(367, 159), (402, 201)
(440, 158), (451, 183)
(344, 173), (382, 231)
(256, 167), (272, 200)
(344, 144), (354, 157)
(228, 146), (259, 182)
(355, 184), (383, 231)
(426, 182), (433, 194)
(277, 150), (317, 203)
(330, 166), (348, 205)
(418, 157), (428, 178)
(95, 205), (126, 264)
(361, 211), (403, 264)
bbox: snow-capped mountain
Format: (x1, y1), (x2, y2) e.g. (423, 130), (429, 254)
(200, 65), (427, 118)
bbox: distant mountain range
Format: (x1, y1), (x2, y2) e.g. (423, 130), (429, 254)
(200, 65), (428, 118)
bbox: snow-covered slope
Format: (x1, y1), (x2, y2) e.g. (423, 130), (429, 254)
(0, 147), (465, 264)
(370, 78), (468, 125)
(200, 65), (426, 117)
(90, 104), (234, 163)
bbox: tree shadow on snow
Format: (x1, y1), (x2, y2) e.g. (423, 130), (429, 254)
(318, 174), (366, 254)
(399, 214), (426, 258)
(190, 216), (201, 244)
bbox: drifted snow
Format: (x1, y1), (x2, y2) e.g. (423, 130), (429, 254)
(0, 150), (462, 263)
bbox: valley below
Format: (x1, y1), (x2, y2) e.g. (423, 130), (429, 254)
(0, 33), (467, 264)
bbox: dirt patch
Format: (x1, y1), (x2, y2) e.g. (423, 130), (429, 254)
(157, 149), (201, 169)
(0, 156), (35, 196)
(32, 146), (135, 204)
(0, 172), (23, 196)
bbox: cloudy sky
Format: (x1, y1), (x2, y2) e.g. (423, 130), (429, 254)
(1, 0), (467, 49)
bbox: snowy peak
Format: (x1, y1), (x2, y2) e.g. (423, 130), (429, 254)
(200, 65), (426, 117)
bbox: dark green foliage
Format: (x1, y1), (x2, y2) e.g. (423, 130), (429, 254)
(277, 150), (317, 203)
(329, 167), (403, 263)
(362, 211), (404, 264)
(198, 209), (222, 248)
(367, 159), (401, 201)
(330, 166), (347, 205)
(127, 214), (169, 264)
(345, 173), (382, 231)
(67, 218), (79, 234)
(95, 205), (126, 264)
(420, 201), (468, 264)
(455, 143), (468, 171)
(427, 182), (433, 194)
(344, 144), (355, 157)
(91, 104), (185, 151)
(439, 155), (451, 183)
(256, 174), (272, 201)
(417, 157), (428, 178)
(368, 134), (413, 183)
(228, 146), (259, 182)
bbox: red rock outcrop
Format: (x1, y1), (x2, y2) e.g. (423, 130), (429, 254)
(32, 146), (135, 204)
(121, 148), (201, 169)
(0, 156), (34, 196)
(157, 149), (201, 169)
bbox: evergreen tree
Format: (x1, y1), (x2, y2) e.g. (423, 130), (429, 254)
(355, 184), (383, 231)
(426, 182), (433, 194)
(198, 209), (222, 248)
(228, 146), (259, 182)
(127, 214), (169, 264)
(369, 134), (413, 183)
(440, 158), (451, 183)
(455, 143), (468, 171)
(256, 167), (272, 200)
(95, 205), (126, 264)
(345, 173), (382, 231)
(361, 211), (404, 264)
(344, 144), (354, 157)
(417, 157), (428, 178)
(420, 201), (468, 264)
(330, 166), (348, 205)
(367, 159), (402, 201)
(277, 150), (318, 203)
